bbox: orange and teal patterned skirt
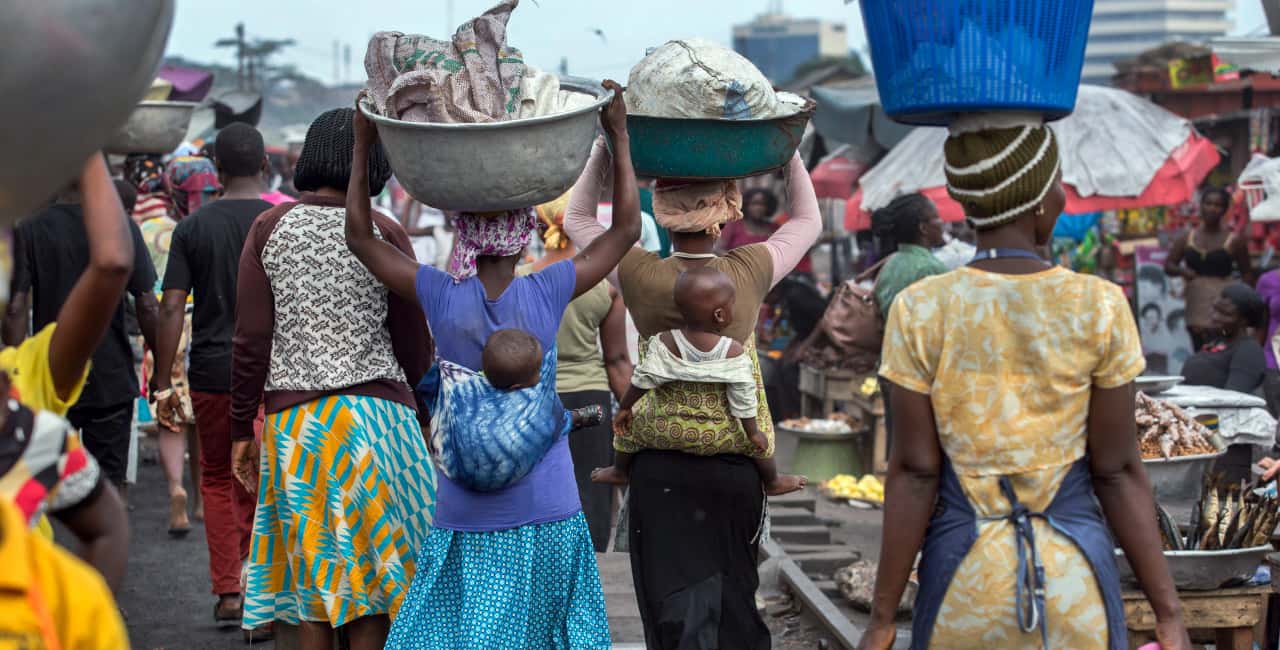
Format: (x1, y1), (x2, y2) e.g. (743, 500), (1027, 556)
(243, 395), (436, 628)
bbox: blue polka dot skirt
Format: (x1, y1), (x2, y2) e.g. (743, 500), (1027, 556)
(385, 512), (611, 649)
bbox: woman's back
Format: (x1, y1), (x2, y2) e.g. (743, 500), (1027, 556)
(881, 266), (1144, 650)
(260, 202), (403, 390)
(881, 266), (1143, 476)
(555, 280), (611, 392)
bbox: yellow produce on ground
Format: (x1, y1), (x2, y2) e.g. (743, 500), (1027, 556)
(823, 473), (884, 503)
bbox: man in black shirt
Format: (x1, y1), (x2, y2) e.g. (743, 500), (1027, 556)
(10, 181), (159, 496)
(152, 123), (272, 630)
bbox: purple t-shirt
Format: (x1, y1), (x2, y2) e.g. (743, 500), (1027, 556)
(1258, 269), (1280, 370)
(416, 260), (580, 531)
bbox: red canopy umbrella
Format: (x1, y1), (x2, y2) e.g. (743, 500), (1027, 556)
(811, 154), (868, 200)
(845, 129), (1220, 230)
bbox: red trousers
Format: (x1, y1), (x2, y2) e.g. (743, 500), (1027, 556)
(191, 391), (257, 596)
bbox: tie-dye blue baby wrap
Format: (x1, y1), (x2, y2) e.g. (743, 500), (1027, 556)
(418, 346), (572, 492)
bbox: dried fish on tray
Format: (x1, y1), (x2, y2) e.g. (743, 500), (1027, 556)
(1136, 392), (1218, 460)
(1158, 473), (1280, 552)
(1117, 474), (1280, 590)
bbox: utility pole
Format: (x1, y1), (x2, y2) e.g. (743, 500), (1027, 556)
(446, 0), (455, 33)
(215, 22), (249, 89)
(235, 23), (245, 88)
(333, 40), (340, 86)
(344, 44), (352, 85)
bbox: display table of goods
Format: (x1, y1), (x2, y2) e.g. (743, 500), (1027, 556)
(796, 368), (889, 474)
(1156, 383), (1277, 491)
(776, 414), (866, 483)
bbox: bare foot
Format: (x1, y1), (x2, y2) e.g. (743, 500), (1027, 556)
(765, 474), (808, 496)
(168, 489), (191, 537)
(591, 466), (630, 486)
(191, 496), (204, 523)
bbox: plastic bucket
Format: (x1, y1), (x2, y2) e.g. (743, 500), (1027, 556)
(858, 0), (1094, 126)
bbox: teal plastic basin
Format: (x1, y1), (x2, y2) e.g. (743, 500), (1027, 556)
(621, 103), (815, 180)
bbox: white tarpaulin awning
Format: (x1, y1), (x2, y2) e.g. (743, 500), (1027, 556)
(858, 85), (1193, 212)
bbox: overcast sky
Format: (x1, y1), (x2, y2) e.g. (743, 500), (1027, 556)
(168, 0), (1270, 85)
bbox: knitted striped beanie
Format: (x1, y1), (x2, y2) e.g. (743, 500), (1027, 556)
(944, 124), (1060, 231)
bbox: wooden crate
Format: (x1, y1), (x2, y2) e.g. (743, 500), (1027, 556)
(1123, 586), (1269, 650)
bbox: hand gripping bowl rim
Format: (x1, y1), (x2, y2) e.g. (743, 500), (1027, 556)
(357, 77), (614, 132)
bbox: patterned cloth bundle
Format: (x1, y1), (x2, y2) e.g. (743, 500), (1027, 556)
(418, 345), (572, 492)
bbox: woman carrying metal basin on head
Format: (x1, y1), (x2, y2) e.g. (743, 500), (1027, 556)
(349, 78), (638, 647)
(852, 1), (1189, 647)
(564, 38), (823, 647)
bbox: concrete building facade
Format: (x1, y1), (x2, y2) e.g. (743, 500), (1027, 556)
(1082, 0), (1234, 83)
(732, 14), (848, 83)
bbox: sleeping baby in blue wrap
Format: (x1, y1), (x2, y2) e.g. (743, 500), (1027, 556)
(420, 328), (604, 492)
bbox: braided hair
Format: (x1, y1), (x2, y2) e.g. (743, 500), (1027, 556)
(870, 193), (933, 256)
(294, 108), (392, 196)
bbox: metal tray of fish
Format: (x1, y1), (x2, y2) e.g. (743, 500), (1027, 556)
(1115, 545), (1271, 591)
(1142, 433), (1227, 512)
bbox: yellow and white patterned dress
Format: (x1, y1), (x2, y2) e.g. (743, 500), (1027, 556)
(879, 266), (1145, 649)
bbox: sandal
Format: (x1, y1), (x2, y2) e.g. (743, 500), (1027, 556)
(243, 622), (273, 644)
(214, 597), (242, 629)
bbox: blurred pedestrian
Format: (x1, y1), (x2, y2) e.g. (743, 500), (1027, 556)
(1165, 188), (1253, 349)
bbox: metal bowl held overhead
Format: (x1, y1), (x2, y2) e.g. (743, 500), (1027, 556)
(623, 100), (815, 180)
(1116, 545), (1271, 590)
(0, 1), (175, 222)
(105, 101), (198, 155)
(359, 79), (612, 212)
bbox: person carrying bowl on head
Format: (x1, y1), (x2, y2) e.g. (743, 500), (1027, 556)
(1165, 187), (1253, 351)
(1, 154), (136, 593)
(563, 131), (822, 646)
(348, 80), (638, 649)
(857, 120), (1189, 650)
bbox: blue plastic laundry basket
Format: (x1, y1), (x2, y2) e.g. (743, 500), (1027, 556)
(859, 0), (1094, 126)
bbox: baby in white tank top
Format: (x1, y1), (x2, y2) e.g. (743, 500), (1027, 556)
(592, 267), (807, 496)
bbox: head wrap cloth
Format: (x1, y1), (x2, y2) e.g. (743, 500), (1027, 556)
(164, 156), (221, 218)
(535, 193), (572, 251)
(450, 177), (744, 279)
(653, 180), (742, 236)
(943, 118), (1060, 231)
(448, 208), (538, 280)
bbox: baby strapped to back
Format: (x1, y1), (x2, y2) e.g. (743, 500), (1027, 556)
(420, 329), (602, 492)
(592, 267), (807, 496)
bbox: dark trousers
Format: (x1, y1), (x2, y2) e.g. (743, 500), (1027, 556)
(561, 390), (614, 553)
(70, 401), (134, 486)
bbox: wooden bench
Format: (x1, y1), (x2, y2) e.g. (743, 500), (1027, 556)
(1123, 585), (1270, 650)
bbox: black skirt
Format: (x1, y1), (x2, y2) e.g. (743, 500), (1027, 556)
(560, 390), (615, 553)
(627, 450), (771, 650)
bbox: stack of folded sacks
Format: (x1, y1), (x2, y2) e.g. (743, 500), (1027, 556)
(363, 0), (593, 125)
